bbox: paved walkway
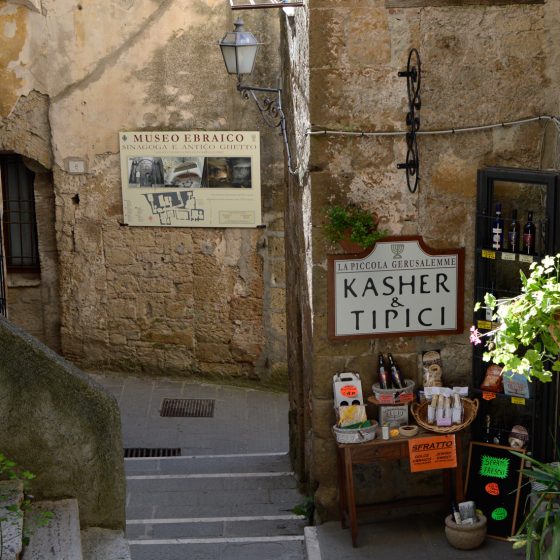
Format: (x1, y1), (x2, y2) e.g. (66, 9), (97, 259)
(93, 373), (523, 560)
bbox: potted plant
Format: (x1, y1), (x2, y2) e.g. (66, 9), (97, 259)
(508, 451), (560, 559)
(470, 254), (560, 382)
(324, 204), (387, 252)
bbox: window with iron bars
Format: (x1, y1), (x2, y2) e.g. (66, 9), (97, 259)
(0, 155), (40, 272)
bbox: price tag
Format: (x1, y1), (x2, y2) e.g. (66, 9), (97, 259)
(519, 254), (533, 264)
(477, 320), (492, 330)
(501, 252), (515, 261)
(398, 393), (414, 403)
(482, 391), (497, 401)
(511, 397), (526, 405)
(378, 394), (395, 404)
(482, 249), (496, 259)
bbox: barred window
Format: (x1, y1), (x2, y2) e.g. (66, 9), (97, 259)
(1, 155), (40, 272)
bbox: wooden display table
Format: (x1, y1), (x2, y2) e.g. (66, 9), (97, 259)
(336, 428), (464, 547)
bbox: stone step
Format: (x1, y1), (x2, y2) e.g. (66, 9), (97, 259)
(126, 483), (304, 518)
(126, 514), (307, 539)
(127, 536), (306, 560)
(81, 528), (131, 560)
(0, 480), (24, 560)
(124, 452), (292, 476)
(124, 452), (307, 560)
(126, 471), (298, 492)
(22, 499), (83, 560)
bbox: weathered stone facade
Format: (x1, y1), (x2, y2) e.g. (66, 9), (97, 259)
(0, 0), (287, 381)
(282, 0), (560, 519)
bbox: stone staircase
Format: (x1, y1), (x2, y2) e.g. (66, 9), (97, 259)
(0, 482), (130, 560)
(125, 451), (309, 560)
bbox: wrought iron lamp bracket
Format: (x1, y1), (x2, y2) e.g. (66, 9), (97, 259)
(397, 48), (421, 194)
(237, 80), (284, 129)
(236, 78), (296, 175)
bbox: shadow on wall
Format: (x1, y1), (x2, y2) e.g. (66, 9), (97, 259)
(0, 315), (125, 530)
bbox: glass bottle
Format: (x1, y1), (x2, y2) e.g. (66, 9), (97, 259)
(387, 353), (405, 389)
(483, 414), (492, 443)
(492, 202), (504, 251)
(507, 209), (520, 253)
(523, 210), (536, 255)
(377, 354), (389, 390)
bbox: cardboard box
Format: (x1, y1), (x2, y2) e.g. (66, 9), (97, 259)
(333, 372), (364, 407)
(379, 403), (409, 427)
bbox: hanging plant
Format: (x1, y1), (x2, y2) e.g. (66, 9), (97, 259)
(470, 254), (560, 382)
(324, 205), (387, 251)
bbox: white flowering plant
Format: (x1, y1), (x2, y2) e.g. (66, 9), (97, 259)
(470, 254), (560, 383)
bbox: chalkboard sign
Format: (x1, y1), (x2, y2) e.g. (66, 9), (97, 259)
(465, 442), (526, 540)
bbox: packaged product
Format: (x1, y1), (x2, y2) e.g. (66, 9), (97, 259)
(422, 350), (443, 387)
(481, 364), (503, 393)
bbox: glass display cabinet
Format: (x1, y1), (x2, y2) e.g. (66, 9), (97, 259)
(472, 166), (560, 461)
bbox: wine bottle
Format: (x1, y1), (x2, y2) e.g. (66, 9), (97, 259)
(492, 202), (504, 251)
(523, 210), (536, 255)
(507, 209), (520, 253)
(483, 414), (492, 443)
(387, 353), (405, 389)
(377, 354), (390, 390)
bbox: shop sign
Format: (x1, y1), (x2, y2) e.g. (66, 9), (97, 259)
(408, 434), (457, 473)
(328, 237), (464, 339)
(119, 131), (261, 228)
(465, 442), (526, 539)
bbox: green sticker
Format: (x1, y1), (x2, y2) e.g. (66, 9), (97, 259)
(479, 455), (510, 479)
(491, 507), (508, 521)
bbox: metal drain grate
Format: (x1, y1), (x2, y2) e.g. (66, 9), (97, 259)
(160, 398), (215, 418)
(124, 447), (181, 458)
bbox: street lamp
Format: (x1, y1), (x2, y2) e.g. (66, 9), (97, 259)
(218, 18), (296, 175)
(219, 18), (261, 76)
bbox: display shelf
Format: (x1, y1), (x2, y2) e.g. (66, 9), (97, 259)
(470, 388), (534, 404)
(472, 166), (560, 462)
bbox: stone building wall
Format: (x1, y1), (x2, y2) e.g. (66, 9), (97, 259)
(0, 0), (288, 381)
(293, 0), (560, 519)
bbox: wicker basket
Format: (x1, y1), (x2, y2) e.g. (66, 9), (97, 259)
(372, 379), (415, 402)
(410, 398), (479, 434)
(333, 421), (378, 444)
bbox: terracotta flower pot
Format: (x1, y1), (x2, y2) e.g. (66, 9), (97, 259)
(444, 513), (487, 550)
(339, 229), (367, 253)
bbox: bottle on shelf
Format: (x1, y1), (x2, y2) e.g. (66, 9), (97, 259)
(483, 414), (492, 443)
(492, 202), (504, 251)
(377, 354), (390, 390)
(523, 210), (536, 255)
(387, 353), (405, 389)
(507, 209), (520, 253)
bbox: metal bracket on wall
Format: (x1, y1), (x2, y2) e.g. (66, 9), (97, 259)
(237, 79), (297, 175)
(397, 49), (421, 194)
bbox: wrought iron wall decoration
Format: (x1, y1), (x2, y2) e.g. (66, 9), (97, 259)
(397, 49), (421, 194)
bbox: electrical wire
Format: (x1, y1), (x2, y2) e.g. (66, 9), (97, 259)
(307, 115), (560, 139)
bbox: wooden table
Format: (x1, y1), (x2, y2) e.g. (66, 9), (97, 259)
(336, 429), (464, 547)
